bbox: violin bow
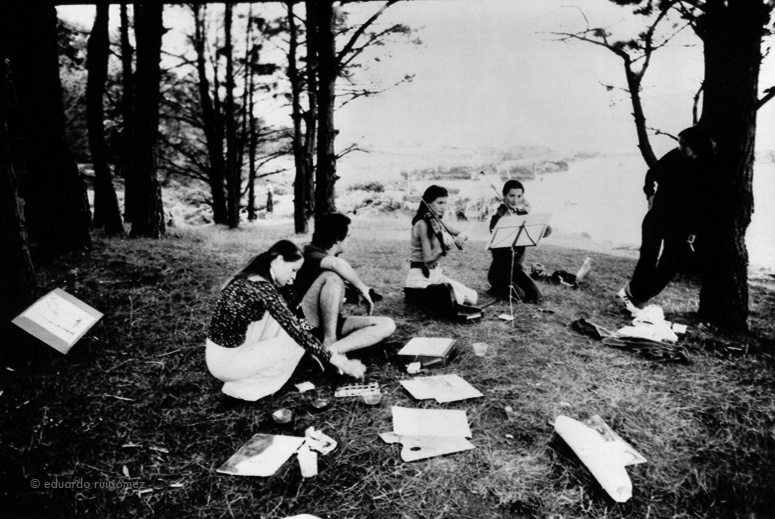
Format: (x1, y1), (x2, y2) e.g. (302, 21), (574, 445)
(479, 171), (519, 215)
(420, 197), (464, 251)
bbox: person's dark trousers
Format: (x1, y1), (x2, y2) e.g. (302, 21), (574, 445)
(488, 247), (542, 303)
(628, 212), (685, 305)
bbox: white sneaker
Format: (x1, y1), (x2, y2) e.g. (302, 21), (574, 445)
(617, 288), (641, 315)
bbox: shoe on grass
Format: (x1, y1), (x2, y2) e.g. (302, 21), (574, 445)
(617, 287), (642, 315)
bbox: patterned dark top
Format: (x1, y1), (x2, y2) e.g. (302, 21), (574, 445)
(207, 277), (331, 360)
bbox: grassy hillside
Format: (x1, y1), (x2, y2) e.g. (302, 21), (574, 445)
(1, 218), (774, 519)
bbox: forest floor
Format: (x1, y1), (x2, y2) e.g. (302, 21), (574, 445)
(1, 217), (775, 519)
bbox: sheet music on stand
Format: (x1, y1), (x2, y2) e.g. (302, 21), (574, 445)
(487, 213), (552, 250)
(486, 213), (552, 327)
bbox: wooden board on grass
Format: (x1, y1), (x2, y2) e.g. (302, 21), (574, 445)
(12, 288), (103, 354)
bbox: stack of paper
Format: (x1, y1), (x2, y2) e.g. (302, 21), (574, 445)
(397, 337), (456, 367)
(379, 406), (475, 462)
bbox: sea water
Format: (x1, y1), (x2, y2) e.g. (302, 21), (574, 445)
(526, 154), (774, 271)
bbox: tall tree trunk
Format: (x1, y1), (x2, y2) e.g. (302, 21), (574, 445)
(312, 0), (337, 218)
(303, 0), (318, 227)
(289, 1), (311, 233)
(192, 5), (228, 224)
(247, 130), (257, 221)
(129, 0), (165, 238)
(696, 0), (764, 331)
(241, 7), (256, 221)
(7, 0), (92, 260)
(224, 2), (240, 228)
(87, 3), (124, 235)
(246, 10), (258, 222)
(120, 2), (137, 223)
(0, 31), (36, 328)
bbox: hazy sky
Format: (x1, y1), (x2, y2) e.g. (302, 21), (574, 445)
(334, 0), (774, 156)
(58, 1), (774, 157)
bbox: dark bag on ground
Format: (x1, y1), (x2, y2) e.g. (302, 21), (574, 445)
(404, 283), (483, 323)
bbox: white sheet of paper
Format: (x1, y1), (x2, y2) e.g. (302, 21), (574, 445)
(400, 374), (483, 403)
(24, 291), (99, 346)
(217, 434), (305, 477)
(398, 337), (455, 357)
(392, 406), (472, 438)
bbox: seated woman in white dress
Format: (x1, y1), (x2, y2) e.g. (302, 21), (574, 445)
(205, 240), (365, 401)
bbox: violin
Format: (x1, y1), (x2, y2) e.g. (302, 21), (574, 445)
(421, 198), (463, 254)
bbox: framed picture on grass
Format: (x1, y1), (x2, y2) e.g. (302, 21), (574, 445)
(12, 288), (103, 354)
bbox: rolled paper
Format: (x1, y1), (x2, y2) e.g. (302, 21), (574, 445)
(554, 415), (632, 503)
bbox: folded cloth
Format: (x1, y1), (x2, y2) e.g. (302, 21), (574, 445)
(531, 264), (579, 288)
(618, 323), (678, 343)
(571, 318), (620, 340)
(571, 318), (689, 363)
(602, 337), (690, 363)
(630, 305), (665, 323)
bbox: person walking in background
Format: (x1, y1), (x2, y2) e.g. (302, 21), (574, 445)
(618, 126), (716, 313)
(405, 185), (477, 306)
(205, 240), (365, 402)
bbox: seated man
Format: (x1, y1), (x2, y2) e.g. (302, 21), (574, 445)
(292, 213), (395, 354)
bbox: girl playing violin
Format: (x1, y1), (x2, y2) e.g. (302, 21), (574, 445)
(405, 185), (478, 306)
(487, 179), (545, 303)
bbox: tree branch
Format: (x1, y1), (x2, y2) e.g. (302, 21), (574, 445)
(756, 87), (775, 111)
(336, 0), (400, 68)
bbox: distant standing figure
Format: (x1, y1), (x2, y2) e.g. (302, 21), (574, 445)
(617, 126), (716, 313)
(205, 240), (365, 402)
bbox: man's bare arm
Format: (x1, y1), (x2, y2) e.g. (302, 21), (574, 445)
(319, 256), (373, 314)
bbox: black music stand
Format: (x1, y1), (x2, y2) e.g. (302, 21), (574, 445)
(487, 213), (552, 324)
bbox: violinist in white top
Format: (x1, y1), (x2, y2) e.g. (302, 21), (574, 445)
(404, 185), (478, 306)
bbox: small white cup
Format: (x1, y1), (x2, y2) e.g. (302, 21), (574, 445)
(472, 342), (489, 357)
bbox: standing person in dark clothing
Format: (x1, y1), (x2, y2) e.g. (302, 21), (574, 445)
(618, 126), (716, 313)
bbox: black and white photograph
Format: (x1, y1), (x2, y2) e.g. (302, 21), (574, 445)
(1, 1), (774, 517)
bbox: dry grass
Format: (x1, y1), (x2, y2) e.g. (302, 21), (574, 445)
(1, 217), (775, 519)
